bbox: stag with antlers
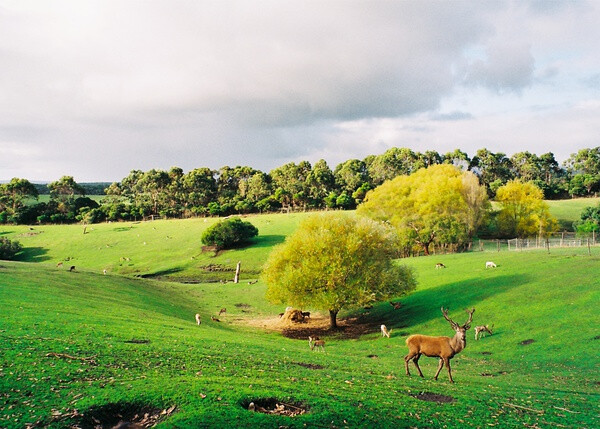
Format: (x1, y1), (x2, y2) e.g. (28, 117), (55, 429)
(404, 307), (475, 383)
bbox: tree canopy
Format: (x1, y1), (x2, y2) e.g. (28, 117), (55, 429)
(263, 213), (416, 329)
(201, 217), (258, 249)
(495, 180), (557, 238)
(357, 164), (489, 255)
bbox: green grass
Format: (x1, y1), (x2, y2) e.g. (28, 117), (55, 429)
(1, 211), (599, 428)
(546, 197), (599, 231)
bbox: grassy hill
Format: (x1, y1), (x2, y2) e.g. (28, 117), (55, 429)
(1, 210), (599, 428)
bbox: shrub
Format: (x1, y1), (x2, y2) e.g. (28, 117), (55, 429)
(0, 237), (22, 260)
(201, 217), (258, 249)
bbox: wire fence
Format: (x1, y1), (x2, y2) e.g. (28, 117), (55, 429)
(474, 232), (597, 254)
(429, 232), (598, 255)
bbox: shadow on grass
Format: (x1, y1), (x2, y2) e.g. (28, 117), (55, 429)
(374, 273), (530, 330)
(138, 267), (184, 278)
(15, 246), (50, 262)
(252, 234), (286, 248)
(113, 226), (136, 232)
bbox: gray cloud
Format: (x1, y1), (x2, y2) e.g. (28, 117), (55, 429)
(0, 1), (599, 181)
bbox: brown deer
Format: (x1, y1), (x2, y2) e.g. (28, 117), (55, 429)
(404, 307), (475, 383)
(308, 336), (325, 352)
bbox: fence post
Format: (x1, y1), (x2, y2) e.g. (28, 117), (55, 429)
(594, 230), (596, 246)
(546, 237), (550, 254)
(561, 232), (564, 247)
(479, 239), (483, 252)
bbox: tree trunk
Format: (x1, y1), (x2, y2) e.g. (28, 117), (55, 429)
(423, 243), (430, 255)
(329, 309), (338, 330)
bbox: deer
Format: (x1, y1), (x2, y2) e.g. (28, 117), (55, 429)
(404, 307), (475, 383)
(381, 324), (391, 338)
(308, 336), (325, 352)
(195, 313), (201, 325)
(474, 324), (493, 340)
(218, 308), (227, 316)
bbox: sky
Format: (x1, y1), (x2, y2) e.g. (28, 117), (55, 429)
(1, 0), (599, 182)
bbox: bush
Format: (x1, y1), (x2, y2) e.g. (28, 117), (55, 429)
(201, 217), (258, 249)
(0, 237), (22, 260)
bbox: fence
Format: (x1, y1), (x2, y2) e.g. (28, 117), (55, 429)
(475, 232), (597, 253)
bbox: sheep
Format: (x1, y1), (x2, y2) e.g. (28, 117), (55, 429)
(195, 314), (201, 325)
(381, 324), (391, 338)
(435, 263), (446, 269)
(485, 261), (497, 268)
(103, 269), (107, 275)
(69, 266), (76, 272)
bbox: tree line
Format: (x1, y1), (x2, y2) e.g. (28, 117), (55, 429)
(2, 146), (600, 226)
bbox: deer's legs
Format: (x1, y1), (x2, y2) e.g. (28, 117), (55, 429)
(412, 353), (424, 378)
(433, 358), (444, 380)
(445, 358), (454, 383)
(404, 352), (419, 376)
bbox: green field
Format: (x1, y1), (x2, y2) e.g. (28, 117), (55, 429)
(1, 210), (599, 428)
(546, 197), (600, 230)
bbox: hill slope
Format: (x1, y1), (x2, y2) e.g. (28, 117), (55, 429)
(1, 245), (598, 428)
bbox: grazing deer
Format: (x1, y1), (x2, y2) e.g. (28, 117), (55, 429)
(219, 308), (226, 316)
(56, 262), (63, 268)
(390, 301), (402, 310)
(405, 307), (475, 383)
(381, 324), (391, 338)
(211, 316), (221, 322)
(485, 261), (497, 268)
(474, 324), (493, 340)
(435, 263), (446, 269)
(195, 314), (201, 325)
(308, 336), (325, 352)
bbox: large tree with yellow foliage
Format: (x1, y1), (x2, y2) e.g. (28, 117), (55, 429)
(357, 164), (489, 255)
(262, 213), (416, 329)
(495, 180), (557, 238)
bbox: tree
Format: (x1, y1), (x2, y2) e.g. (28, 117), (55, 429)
(334, 159), (369, 195)
(357, 164), (489, 255)
(365, 148), (423, 186)
(573, 202), (600, 235)
(305, 159), (335, 207)
(263, 213), (416, 329)
(0, 178), (38, 215)
(470, 149), (513, 196)
(495, 180), (557, 238)
(201, 217), (258, 249)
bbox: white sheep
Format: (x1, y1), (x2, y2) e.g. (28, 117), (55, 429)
(485, 261), (497, 268)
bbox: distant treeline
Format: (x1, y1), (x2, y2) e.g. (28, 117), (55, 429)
(1, 147), (600, 226)
(32, 182), (112, 196)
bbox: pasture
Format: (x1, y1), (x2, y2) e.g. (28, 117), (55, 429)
(1, 211), (599, 428)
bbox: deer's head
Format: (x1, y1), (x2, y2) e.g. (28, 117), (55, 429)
(441, 307), (475, 342)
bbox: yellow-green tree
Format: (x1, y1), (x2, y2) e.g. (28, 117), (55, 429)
(357, 164), (489, 255)
(495, 180), (557, 237)
(262, 213), (416, 329)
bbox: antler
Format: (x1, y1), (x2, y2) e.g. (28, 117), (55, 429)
(463, 308), (475, 327)
(441, 307), (458, 328)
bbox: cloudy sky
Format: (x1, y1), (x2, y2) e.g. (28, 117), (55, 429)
(1, 0), (599, 182)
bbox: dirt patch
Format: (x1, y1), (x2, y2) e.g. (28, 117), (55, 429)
(294, 362), (324, 370)
(241, 398), (307, 417)
(367, 354), (378, 359)
(593, 335), (600, 340)
(411, 392), (455, 403)
(519, 339), (535, 345)
(481, 373), (495, 377)
(480, 351), (492, 355)
(71, 402), (176, 428)
(124, 339), (150, 344)
(199, 263), (233, 272)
